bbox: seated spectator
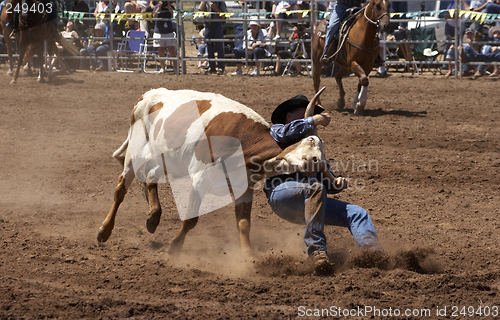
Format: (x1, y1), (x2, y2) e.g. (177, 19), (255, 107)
(196, 27), (209, 69)
(51, 21), (82, 70)
(231, 20), (273, 76)
(445, 28), (475, 77)
(272, 1), (298, 38)
(457, 41), (500, 75)
(474, 26), (500, 77)
(153, 1), (177, 73)
(80, 22), (111, 71)
(273, 23), (309, 76)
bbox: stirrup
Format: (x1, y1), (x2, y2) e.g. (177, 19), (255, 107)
(321, 55), (333, 66)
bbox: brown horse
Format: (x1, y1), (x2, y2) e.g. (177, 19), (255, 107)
(312, 0), (390, 115)
(10, 0), (60, 84)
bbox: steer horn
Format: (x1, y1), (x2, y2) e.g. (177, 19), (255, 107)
(303, 86), (339, 187)
(304, 86), (326, 119)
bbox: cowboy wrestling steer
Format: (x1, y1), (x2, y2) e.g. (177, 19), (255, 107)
(98, 87), (334, 254)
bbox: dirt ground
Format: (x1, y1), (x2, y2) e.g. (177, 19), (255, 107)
(1, 66), (499, 320)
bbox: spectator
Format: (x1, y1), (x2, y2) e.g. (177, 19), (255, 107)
(390, 1), (408, 30)
(445, 28), (474, 77)
(474, 26), (500, 77)
(272, 1), (298, 38)
(196, 27), (209, 69)
(123, 2), (139, 33)
(153, 1), (177, 73)
(80, 22), (111, 71)
(231, 20), (273, 76)
(199, 0), (226, 75)
(70, 0), (90, 33)
(273, 23), (309, 76)
(470, 1), (500, 32)
(94, 0), (110, 17)
(51, 20), (82, 69)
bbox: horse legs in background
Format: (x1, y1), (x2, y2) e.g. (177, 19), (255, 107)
(349, 61), (369, 116)
(334, 66), (347, 110)
(10, 30), (26, 84)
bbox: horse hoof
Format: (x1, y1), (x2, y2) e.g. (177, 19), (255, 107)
(9, 79), (16, 85)
(354, 103), (365, 116)
(7, 70), (13, 76)
(38, 78), (45, 83)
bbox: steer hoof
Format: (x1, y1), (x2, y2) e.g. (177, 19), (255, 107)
(146, 216), (160, 234)
(97, 227), (112, 243)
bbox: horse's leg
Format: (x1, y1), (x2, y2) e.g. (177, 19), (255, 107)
(5, 30), (14, 76)
(352, 82), (361, 110)
(334, 67), (347, 109)
(350, 62), (369, 116)
(10, 33), (25, 84)
(37, 43), (46, 83)
(97, 167), (135, 243)
(235, 188), (254, 255)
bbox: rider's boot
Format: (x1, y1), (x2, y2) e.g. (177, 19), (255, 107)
(321, 37), (339, 66)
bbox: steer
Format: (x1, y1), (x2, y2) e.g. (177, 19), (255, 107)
(98, 87), (333, 254)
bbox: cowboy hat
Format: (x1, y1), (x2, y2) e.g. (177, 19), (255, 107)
(95, 23), (106, 31)
(248, 20), (260, 27)
(423, 48), (438, 57)
(271, 94), (324, 124)
(489, 26), (500, 38)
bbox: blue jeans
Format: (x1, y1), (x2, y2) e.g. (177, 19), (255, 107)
(265, 177), (382, 256)
(80, 44), (110, 68)
(464, 44), (500, 63)
(234, 47), (266, 61)
(323, 1), (350, 56)
(204, 22), (225, 71)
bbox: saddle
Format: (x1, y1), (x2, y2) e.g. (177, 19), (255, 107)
(317, 7), (362, 62)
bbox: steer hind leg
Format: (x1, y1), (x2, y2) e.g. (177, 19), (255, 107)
(146, 182), (162, 233)
(235, 188), (254, 255)
(98, 168), (135, 243)
(168, 188), (202, 255)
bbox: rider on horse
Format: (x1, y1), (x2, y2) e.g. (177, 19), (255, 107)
(320, 0), (384, 66)
(8, 0), (58, 39)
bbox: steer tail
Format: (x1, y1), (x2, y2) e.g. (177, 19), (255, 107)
(112, 138), (129, 167)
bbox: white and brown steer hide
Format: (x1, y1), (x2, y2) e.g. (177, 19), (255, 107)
(98, 87), (333, 254)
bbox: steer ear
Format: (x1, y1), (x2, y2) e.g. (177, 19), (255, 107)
(304, 87), (326, 118)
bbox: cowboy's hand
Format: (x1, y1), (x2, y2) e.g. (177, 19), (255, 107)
(334, 177), (349, 190)
(312, 113), (331, 127)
